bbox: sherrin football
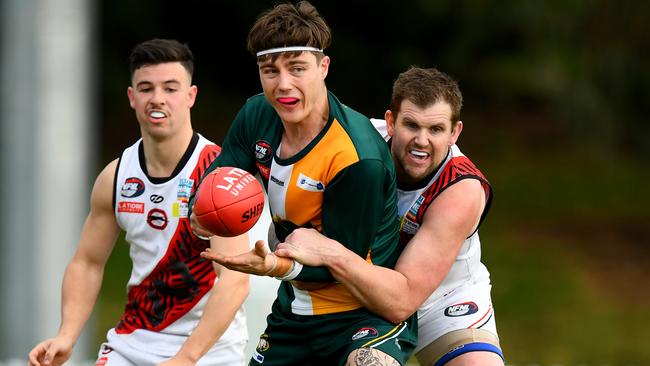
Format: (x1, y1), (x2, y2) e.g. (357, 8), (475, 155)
(193, 167), (265, 237)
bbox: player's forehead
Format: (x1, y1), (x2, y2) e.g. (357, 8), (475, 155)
(257, 52), (317, 68)
(397, 100), (453, 126)
(131, 62), (190, 85)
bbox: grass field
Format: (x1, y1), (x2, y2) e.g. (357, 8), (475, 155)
(93, 146), (650, 365)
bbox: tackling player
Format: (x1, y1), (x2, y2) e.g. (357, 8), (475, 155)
(276, 67), (506, 366)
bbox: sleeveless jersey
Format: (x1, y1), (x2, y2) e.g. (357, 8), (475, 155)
(200, 92), (401, 316)
(398, 144), (493, 303)
(370, 119), (494, 304)
(111, 133), (247, 355)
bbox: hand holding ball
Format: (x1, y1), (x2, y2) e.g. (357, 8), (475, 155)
(193, 167), (264, 237)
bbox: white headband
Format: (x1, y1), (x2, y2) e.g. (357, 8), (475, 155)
(256, 46), (323, 57)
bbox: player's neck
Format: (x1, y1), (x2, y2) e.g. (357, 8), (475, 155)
(280, 96), (329, 159)
(142, 128), (194, 177)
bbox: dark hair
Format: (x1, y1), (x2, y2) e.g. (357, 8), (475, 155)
(247, 1), (331, 62)
(390, 67), (463, 125)
(129, 39), (194, 79)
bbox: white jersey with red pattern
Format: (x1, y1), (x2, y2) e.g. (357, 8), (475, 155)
(109, 133), (247, 358)
(370, 119), (502, 359)
(397, 144), (493, 301)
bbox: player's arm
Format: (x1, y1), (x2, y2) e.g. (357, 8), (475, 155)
(166, 233), (250, 365)
(197, 161), (387, 282)
(277, 159), (390, 282)
(277, 178), (486, 323)
(28, 160), (121, 366)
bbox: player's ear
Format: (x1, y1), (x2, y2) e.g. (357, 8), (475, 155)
(319, 55), (330, 80)
(188, 85), (198, 108)
(450, 120), (463, 145)
(127, 86), (135, 109)
(385, 110), (396, 137)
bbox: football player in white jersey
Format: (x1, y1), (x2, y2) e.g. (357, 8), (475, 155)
(28, 39), (250, 366)
(275, 67), (505, 366)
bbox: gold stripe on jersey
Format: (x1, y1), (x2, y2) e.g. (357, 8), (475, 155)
(273, 118), (365, 315)
(282, 118), (359, 228)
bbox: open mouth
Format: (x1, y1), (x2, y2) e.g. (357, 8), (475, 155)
(409, 149), (430, 160)
(149, 111), (166, 119)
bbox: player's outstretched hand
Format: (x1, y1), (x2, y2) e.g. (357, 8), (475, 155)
(275, 227), (345, 267)
(201, 240), (275, 276)
(27, 337), (73, 366)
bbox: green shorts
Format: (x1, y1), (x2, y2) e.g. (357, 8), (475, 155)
(250, 304), (417, 366)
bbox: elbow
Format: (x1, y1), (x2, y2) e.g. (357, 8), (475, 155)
(383, 305), (417, 324)
(237, 276), (251, 301)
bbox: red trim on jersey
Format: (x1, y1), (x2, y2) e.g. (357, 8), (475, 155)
(416, 156), (490, 222)
(400, 155), (492, 245)
(116, 144), (222, 334)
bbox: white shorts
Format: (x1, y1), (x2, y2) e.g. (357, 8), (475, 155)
(415, 281), (503, 365)
(95, 330), (247, 366)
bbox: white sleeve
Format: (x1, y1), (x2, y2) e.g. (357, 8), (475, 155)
(369, 118), (389, 141)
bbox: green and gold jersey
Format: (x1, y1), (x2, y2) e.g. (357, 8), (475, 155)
(202, 91), (401, 315)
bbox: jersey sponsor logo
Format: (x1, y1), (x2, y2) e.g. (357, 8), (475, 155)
(400, 216), (419, 235)
(150, 194), (164, 203)
(445, 301), (479, 317)
(117, 201), (144, 213)
(177, 178), (194, 201)
(100, 345), (113, 355)
(408, 195), (424, 219)
(172, 201), (189, 218)
(147, 208), (168, 230)
(256, 162), (270, 180)
(254, 140), (273, 162)
(296, 173), (324, 192)
(121, 177), (145, 198)
(351, 327), (378, 341)
(252, 350), (265, 363)
(269, 175), (284, 187)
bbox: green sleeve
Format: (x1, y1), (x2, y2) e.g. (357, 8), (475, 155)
(189, 105), (255, 212)
(293, 159), (398, 281)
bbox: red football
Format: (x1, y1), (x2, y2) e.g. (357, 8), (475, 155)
(193, 167), (265, 237)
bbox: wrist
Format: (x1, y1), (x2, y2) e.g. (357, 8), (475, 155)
(265, 254), (294, 277)
(175, 347), (201, 364)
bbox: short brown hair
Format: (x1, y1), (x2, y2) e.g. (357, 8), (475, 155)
(390, 67), (463, 125)
(129, 39), (194, 80)
(247, 1), (331, 62)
